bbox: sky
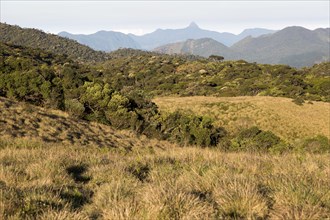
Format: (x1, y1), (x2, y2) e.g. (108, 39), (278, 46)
(0, 1), (329, 35)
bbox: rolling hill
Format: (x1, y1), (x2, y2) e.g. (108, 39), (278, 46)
(0, 96), (147, 148)
(59, 30), (141, 52)
(153, 96), (330, 141)
(1, 96), (329, 219)
(154, 38), (236, 59)
(232, 26), (330, 67)
(155, 26), (329, 67)
(0, 23), (108, 62)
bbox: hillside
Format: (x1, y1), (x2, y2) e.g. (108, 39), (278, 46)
(154, 38), (236, 59)
(59, 30), (141, 52)
(1, 96), (330, 219)
(0, 42), (230, 148)
(0, 96), (149, 149)
(154, 96), (330, 141)
(232, 26), (330, 67)
(0, 23), (108, 62)
(154, 26), (329, 67)
(99, 52), (330, 102)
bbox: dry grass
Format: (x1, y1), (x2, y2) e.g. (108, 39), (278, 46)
(0, 138), (329, 219)
(153, 96), (330, 141)
(1, 96), (330, 219)
(0, 96), (151, 149)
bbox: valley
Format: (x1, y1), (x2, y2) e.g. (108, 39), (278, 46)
(0, 20), (329, 219)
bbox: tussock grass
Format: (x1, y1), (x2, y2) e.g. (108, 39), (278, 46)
(0, 96), (150, 149)
(1, 138), (329, 219)
(153, 96), (330, 141)
(1, 96), (329, 219)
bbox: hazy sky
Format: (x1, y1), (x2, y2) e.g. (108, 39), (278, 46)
(1, 1), (329, 35)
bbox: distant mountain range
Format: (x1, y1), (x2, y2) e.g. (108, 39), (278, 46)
(1, 22), (329, 67)
(59, 22), (275, 51)
(154, 38), (236, 59)
(129, 22), (275, 49)
(59, 30), (141, 51)
(231, 26), (330, 67)
(155, 26), (330, 67)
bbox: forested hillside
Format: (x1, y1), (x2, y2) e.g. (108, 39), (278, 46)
(0, 42), (228, 148)
(101, 49), (330, 102)
(0, 23), (108, 62)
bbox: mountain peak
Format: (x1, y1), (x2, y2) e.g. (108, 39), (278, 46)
(188, 22), (199, 29)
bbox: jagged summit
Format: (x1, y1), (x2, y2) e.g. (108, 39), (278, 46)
(188, 22), (199, 29)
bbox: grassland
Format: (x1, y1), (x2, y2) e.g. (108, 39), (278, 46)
(0, 96), (142, 149)
(153, 96), (330, 142)
(0, 97), (330, 219)
(1, 138), (330, 219)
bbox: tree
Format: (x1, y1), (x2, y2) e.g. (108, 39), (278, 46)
(209, 55), (224, 62)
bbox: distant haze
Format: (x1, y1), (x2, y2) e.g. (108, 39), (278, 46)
(0, 1), (329, 35)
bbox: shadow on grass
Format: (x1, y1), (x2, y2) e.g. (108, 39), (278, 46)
(66, 164), (91, 184)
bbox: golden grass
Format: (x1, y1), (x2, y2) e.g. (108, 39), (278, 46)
(0, 96), (156, 149)
(1, 96), (330, 219)
(153, 96), (330, 141)
(0, 138), (329, 219)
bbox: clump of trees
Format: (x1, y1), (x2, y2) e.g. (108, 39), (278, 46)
(209, 55), (224, 62)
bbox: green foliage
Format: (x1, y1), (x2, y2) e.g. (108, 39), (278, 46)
(65, 99), (85, 118)
(0, 43), (89, 109)
(292, 97), (305, 106)
(0, 23), (107, 62)
(298, 135), (330, 154)
(209, 55), (224, 62)
(1, 41), (329, 150)
(100, 51), (330, 101)
(81, 82), (114, 111)
(160, 111), (226, 147)
(231, 126), (285, 152)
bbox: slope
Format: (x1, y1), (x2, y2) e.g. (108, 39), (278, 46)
(232, 26), (330, 67)
(0, 23), (108, 62)
(59, 30), (141, 52)
(0, 96), (151, 149)
(99, 51), (330, 102)
(1, 96), (329, 219)
(153, 96), (330, 141)
(154, 38), (237, 59)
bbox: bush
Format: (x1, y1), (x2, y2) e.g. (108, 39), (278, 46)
(231, 126), (282, 152)
(299, 135), (330, 153)
(292, 97), (305, 106)
(65, 99), (85, 118)
(160, 111), (226, 147)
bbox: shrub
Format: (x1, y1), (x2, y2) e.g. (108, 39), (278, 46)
(292, 97), (305, 106)
(160, 111), (226, 147)
(299, 135), (330, 153)
(231, 127), (282, 152)
(65, 99), (85, 118)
